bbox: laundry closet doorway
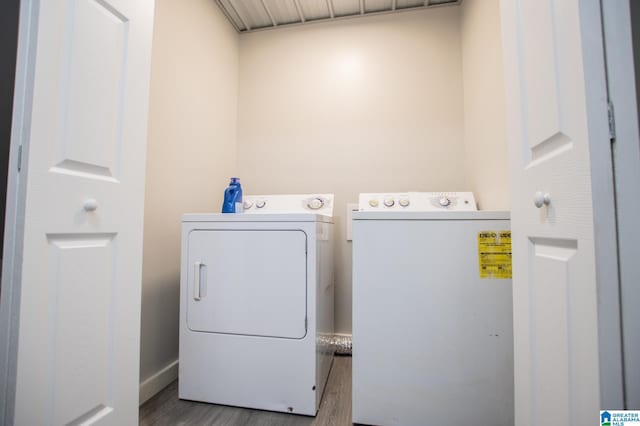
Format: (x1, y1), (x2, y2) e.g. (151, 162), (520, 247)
(0, 1), (633, 424)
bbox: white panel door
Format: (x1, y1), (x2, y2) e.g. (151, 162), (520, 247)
(187, 230), (307, 339)
(11, 0), (154, 424)
(500, 0), (615, 424)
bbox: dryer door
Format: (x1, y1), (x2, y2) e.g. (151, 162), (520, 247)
(186, 229), (307, 339)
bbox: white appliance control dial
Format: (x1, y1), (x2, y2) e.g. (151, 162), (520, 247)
(243, 200), (253, 209)
(308, 198), (324, 210)
(369, 199), (379, 207)
(439, 197), (451, 207)
(256, 200), (266, 209)
(399, 198), (410, 207)
(384, 198), (395, 207)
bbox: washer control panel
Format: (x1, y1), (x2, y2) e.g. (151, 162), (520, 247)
(243, 194), (334, 216)
(358, 192), (477, 212)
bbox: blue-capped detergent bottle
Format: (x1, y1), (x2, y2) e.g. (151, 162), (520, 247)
(221, 177), (243, 213)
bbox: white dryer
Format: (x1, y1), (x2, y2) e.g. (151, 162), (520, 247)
(179, 194), (335, 416)
(352, 192), (513, 426)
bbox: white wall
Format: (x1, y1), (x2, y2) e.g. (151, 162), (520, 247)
(140, 0), (238, 402)
(460, 0), (509, 210)
(236, 7), (466, 333)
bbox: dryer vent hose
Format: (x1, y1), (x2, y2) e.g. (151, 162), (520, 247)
(319, 334), (352, 356)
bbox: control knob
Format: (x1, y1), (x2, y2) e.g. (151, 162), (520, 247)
(369, 199), (379, 207)
(308, 198), (324, 210)
(243, 200), (253, 209)
(256, 200), (266, 209)
(399, 198), (410, 207)
(439, 197), (451, 207)
(384, 197), (395, 207)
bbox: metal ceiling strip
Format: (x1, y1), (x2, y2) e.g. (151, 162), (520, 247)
(326, 0), (335, 18)
(227, 0), (251, 31)
(299, 0), (331, 20)
(293, 0), (306, 22)
(260, 0), (278, 26)
(332, 0), (360, 17)
(265, 0), (301, 25)
(215, 0), (243, 31)
(364, 0), (393, 13)
(396, 0), (424, 9)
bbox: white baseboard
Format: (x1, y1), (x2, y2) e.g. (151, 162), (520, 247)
(139, 359), (179, 405)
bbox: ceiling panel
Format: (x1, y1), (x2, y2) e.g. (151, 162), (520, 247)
(365, 0), (393, 13)
(332, 0), (361, 17)
(299, 0), (331, 21)
(232, 0), (273, 30)
(396, 0), (425, 9)
(218, 0), (247, 30)
(264, 0), (301, 25)
(217, 0), (460, 32)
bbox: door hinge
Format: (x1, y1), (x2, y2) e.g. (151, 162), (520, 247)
(608, 100), (616, 141)
(17, 145), (22, 172)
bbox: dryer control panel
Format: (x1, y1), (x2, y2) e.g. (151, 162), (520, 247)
(243, 194), (335, 216)
(358, 192), (477, 212)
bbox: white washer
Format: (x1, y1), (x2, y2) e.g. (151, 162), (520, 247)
(352, 192), (514, 426)
(179, 194), (335, 416)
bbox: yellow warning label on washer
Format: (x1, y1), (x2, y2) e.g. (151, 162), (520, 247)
(478, 231), (512, 279)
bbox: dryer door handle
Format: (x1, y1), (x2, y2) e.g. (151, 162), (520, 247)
(193, 262), (207, 301)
